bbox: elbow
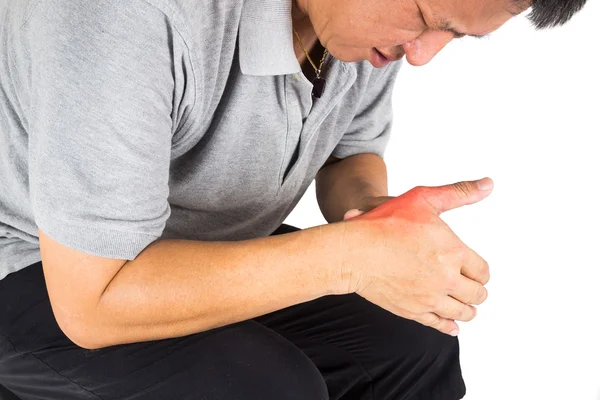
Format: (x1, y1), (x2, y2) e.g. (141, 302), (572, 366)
(69, 332), (110, 351)
(53, 309), (115, 350)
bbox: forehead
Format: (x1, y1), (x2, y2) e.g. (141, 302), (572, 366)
(421, 0), (527, 34)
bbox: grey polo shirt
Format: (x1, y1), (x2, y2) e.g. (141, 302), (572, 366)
(0, 0), (402, 281)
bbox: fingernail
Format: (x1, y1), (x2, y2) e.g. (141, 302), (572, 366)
(450, 329), (459, 337)
(476, 178), (493, 191)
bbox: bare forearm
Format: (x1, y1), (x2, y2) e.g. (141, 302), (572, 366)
(90, 225), (344, 348)
(316, 153), (388, 223)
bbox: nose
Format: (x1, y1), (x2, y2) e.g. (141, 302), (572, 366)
(403, 29), (454, 66)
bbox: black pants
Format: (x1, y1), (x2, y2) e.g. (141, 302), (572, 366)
(0, 225), (465, 400)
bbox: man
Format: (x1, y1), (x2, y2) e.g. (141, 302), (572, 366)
(0, 0), (588, 399)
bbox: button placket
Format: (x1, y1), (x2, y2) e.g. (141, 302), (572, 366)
(278, 75), (300, 186)
(277, 61), (356, 193)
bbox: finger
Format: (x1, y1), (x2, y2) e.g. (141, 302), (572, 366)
(460, 249), (490, 285)
(435, 296), (478, 322)
(449, 275), (488, 305)
(343, 209), (365, 221)
(420, 177), (494, 215)
(415, 312), (460, 336)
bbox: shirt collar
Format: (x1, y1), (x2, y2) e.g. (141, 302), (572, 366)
(238, 0), (301, 76)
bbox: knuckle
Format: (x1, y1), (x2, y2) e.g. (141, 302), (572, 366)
(481, 263), (491, 285)
(457, 247), (470, 263)
(473, 261), (490, 285)
(411, 186), (430, 205)
(477, 285), (489, 304)
(454, 306), (468, 322)
(455, 306), (466, 321)
(462, 306), (476, 322)
(467, 285), (487, 306)
(452, 181), (472, 199)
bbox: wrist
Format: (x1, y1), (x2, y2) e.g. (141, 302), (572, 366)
(322, 220), (372, 295)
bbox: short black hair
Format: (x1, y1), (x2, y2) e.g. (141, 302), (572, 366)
(525, 0), (588, 29)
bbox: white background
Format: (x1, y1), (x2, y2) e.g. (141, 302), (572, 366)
(285, 3), (600, 399)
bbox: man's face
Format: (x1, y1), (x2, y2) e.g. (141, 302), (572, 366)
(300, 0), (529, 67)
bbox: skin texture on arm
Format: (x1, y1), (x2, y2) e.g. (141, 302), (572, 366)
(41, 175), (493, 347)
(316, 153), (389, 223)
(39, 225), (346, 350)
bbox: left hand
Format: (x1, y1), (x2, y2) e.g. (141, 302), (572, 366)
(343, 196), (395, 221)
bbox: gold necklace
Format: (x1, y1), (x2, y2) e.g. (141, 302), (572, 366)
(293, 27), (329, 98)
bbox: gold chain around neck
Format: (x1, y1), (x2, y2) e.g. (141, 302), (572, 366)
(293, 28), (328, 74)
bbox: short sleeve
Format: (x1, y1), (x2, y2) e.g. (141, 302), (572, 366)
(26, 0), (180, 259)
(331, 60), (403, 159)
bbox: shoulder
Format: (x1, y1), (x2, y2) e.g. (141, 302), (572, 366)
(20, 0), (189, 66)
(23, 0), (183, 37)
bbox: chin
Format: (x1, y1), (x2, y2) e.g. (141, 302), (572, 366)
(326, 48), (370, 63)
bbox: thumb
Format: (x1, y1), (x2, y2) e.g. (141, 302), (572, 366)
(422, 177), (494, 215)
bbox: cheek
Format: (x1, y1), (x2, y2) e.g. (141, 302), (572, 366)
(322, 7), (385, 47)
(326, 18), (424, 50)
(316, 2), (424, 53)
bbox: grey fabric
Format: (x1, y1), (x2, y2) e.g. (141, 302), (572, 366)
(0, 0), (402, 281)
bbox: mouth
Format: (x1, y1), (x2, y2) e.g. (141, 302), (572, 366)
(370, 48), (404, 68)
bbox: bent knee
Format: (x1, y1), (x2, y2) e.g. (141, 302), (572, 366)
(393, 320), (461, 366)
(369, 321), (464, 398)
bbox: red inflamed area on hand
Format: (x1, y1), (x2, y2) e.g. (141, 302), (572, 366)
(358, 179), (494, 224)
(341, 178), (493, 337)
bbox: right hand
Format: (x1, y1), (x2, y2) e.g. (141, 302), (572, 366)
(339, 178), (493, 336)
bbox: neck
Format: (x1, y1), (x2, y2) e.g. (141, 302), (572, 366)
(291, 1), (319, 65)
(292, 0), (309, 21)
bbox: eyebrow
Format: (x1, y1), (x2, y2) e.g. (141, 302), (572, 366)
(437, 19), (491, 39)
